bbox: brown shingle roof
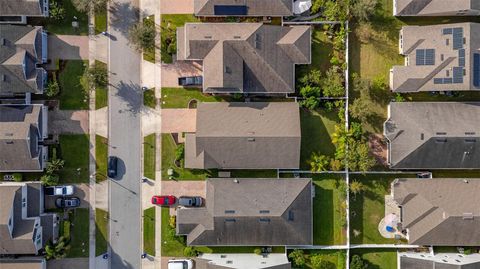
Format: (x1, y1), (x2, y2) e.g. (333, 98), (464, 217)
(394, 0), (480, 16)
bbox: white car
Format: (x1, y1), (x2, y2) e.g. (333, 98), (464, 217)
(44, 185), (75, 196)
(168, 259), (194, 269)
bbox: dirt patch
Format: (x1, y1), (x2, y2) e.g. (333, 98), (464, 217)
(369, 133), (387, 166)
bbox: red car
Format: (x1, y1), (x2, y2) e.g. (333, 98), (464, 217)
(151, 195), (176, 206)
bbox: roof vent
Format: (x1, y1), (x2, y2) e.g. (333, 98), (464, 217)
(0, 38), (5, 45)
(435, 138), (447, 143)
(204, 35), (212, 39)
(233, 179), (239, 184)
(6, 141), (14, 144)
(1, 74), (6, 81)
(233, 35), (241, 39)
(247, 138), (255, 142)
(288, 210), (294, 221)
(4, 133), (13, 136)
(259, 218), (270, 223)
(463, 213), (473, 220)
(465, 132), (476, 135)
(463, 179), (469, 183)
(436, 132), (447, 135)
(225, 210), (235, 214)
(456, 260), (461, 263)
(226, 261), (233, 264)
(259, 210), (270, 214)
(220, 255), (227, 258)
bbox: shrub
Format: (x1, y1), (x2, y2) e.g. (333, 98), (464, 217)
(46, 78), (60, 97)
(49, 0), (65, 21)
(175, 144), (185, 162)
(12, 173), (23, 182)
(288, 249), (306, 268)
(41, 173), (60, 186)
(350, 255), (367, 269)
(183, 246), (197, 257)
(169, 215), (176, 229)
(254, 248), (262, 255)
(310, 254), (331, 269)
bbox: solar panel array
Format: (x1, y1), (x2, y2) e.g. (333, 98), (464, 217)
(453, 67), (464, 83)
(442, 27), (464, 50)
(458, 49), (466, 67)
(416, 49), (435, 65)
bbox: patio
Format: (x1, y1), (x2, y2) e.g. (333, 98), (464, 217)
(378, 195), (405, 239)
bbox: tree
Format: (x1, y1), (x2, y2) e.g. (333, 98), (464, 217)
(346, 140), (376, 172)
(45, 236), (70, 260)
(310, 255), (332, 269)
(299, 69), (322, 87)
(175, 144), (185, 161)
(350, 0), (378, 22)
(350, 76), (376, 122)
(329, 159), (343, 171)
(72, 0), (108, 12)
(183, 246), (197, 257)
(45, 79), (60, 97)
(322, 66), (345, 97)
(49, 0), (65, 21)
(88, 64), (108, 87)
(254, 248), (262, 255)
(310, 153), (331, 172)
(41, 173), (60, 186)
(46, 159), (65, 175)
(350, 180), (365, 196)
(288, 249), (306, 268)
(299, 85), (322, 110)
(350, 255), (368, 269)
(128, 21), (156, 51)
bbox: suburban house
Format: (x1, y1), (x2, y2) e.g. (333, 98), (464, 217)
(390, 23), (480, 92)
(0, 25), (48, 97)
(195, 253), (291, 269)
(185, 102), (301, 169)
(393, 0), (480, 16)
(0, 0), (49, 24)
(384, 102), (480, 169)
(194, 0), (293, 17)
(0, 182), (59, 255)
(399, 252), (480, 269)
(0, 258), (46, 269)
(0, 104), (48, 172)
(176, 23), (311, 94)
(390, 178), (480, 246)
(176, 178), (313, 246)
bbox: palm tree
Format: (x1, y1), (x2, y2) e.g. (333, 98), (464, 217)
(350, 180), (365, 196)
(310, 153), (330, 172)
(45, 236), (70, 260)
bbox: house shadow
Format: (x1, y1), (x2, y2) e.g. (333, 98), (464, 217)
(46, 35), (84, 70)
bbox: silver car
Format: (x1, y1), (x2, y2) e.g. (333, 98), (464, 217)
(178, 196), (203, 207)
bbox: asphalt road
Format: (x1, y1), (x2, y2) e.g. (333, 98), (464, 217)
(107, 0), (142, 268)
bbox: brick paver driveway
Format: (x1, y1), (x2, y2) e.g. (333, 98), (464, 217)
(161, 180), (206, 197)
(49, 110), (89, 134)
(44, 183), (90, 209)
(161, 109), (196, 133)
(161, 62), (202, 88)
(48, 35), (89, 61)
(160, 0), (194, 14)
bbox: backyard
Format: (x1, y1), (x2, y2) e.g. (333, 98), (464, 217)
(58, 134), (90, 183)
(296, 26), (334, 79)
(144, 134), (156, 180)
(58, 60), (89, 110)
(161, 88), (226, 108)
(44, 0), (88, 35)
(288, 250), (346, 269)
(95, 208), (108, 255)
(350, 249), (397, 269)
(300, 109), (340, 170)
(95, 135), (108, 182)
(312, 175), (346, 245)
(161, 134), (216, 180)
(144, 207), (156, 256)
(160, 14), (200, 63)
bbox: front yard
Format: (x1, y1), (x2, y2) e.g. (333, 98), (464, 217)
(161, 14), (200, 63)
(58, 134), (90, 183)
(58, 60), (89, 110)
(66, 208), (90, 257)
(161, 88), (226, 108)
(288, 249), (346, 269)
(44, 0), (89, 35)
(312, 175), (347, 245)
(144, 134), (156, 180)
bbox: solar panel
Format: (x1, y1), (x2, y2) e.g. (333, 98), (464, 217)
(459, 49), (465, 57)
(434, 78), (443, 84)
(458, 49), (466, 67)
(474, 53), (480, 87)
(416, 49), (425, 65)
(425, 49), (435, 65)
(452, 28), (463, 50)
(442, 28), (453, 35)
(453, 67), (464, 83)
(444, 78), (453, 84)
(214, 5), (247, 15)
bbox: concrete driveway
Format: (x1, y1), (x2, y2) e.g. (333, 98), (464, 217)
(48, 258), (88, 269)
(44, 183), (90, 209)
(160, 0), (194, 14)
(49, 110), (89, 135)
(161, 109), (196, 133)
(48, 35), (89, 61)
(161, 62), (202, 87)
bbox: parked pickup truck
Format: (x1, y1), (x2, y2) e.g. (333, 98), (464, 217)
(45, 185), (74, 196)
(178, 76), (203, 86)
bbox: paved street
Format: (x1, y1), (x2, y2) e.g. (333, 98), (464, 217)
(108, 0), (142, 268)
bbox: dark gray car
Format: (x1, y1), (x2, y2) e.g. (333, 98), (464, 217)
(178, 196), (203, 207)
(55, 197), (81, 208)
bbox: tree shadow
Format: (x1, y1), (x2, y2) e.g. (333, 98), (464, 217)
(112, 80), (142, 115)
(108, 2), (144, 37)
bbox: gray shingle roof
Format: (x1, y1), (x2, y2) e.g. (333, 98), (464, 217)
(0, 105), (45, 172)
(384, 102), (480, 169)
(390, 23), (480, 92)
(393, 178), (480, 246)
(177, 23), (310, 94)
(399, 253), (480, 269)
(0, 25), (46, 96)
(185, 102), (301, 169)
(0, 0), (46, 17)
(395, 0), (480, 16)
(194, 0), (293, 16)
(177, 178), (313, 246)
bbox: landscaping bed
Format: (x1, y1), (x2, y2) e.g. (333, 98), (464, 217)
(58, 60), (89, 110)
(288, 249), (346, 269)
(143, 15), (156, 63)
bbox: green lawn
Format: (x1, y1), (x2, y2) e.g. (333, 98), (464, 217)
(349, 174), (414, 244)
(67, 208), (90, 257)
(161, 14), (200, 63)
(161, 88), (226, 108)
(161, 134), (216, 180)
(95, 208), (108, 256)
(297, 26), (334, 78)
(95, 61), (108, 109)
(144, 207), (156, 256)
(58, 60), (89, 110)
(229, 170), (277, 178)
(312, 175), (346, 245)
(144, 16), (156, 63)
(144, 134), (156, 180)
(95, 135), (108, 182)
(144, 88), (156, 108)
(294, 250), (346, 269)
(95, 5), (108, 34)
(45, 0), (88, 35)
(59, 135), (90, 183)
(300, 109), (340, 170)
(350, 249), (397, 269)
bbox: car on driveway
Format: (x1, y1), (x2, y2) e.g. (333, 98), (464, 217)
(178, 76), (202, 87)
(151, 195), (176, 206)
(178, 196), (203, 207)
(108, 156), (118, 178)
(45, 185), (74, 196)
(55, 197), (81, 208)
(168, 259), (194, 269)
